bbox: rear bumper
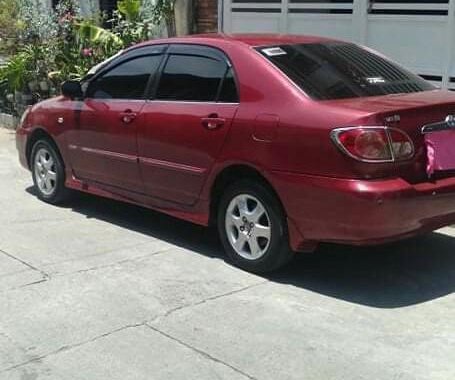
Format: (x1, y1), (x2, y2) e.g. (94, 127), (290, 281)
(271, 171), (455, 250)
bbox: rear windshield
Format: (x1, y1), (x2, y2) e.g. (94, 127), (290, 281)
(256, 43), (434, 100)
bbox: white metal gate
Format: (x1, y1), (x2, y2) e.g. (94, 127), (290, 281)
(220, 0), (455, 90)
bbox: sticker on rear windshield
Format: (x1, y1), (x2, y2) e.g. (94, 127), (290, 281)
(365, 77), (386, 84)
(262, 47), (287, 57)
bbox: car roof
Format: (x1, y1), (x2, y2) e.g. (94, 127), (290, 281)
(132, 33), (340, 50)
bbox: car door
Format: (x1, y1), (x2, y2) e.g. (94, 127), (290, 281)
(138, 44), (239, 205)
(67, 46), (165, 192)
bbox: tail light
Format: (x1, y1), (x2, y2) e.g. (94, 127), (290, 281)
(331, 126), (414, 163)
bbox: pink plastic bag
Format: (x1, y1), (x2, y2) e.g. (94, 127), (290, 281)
(425, 130), (455, 176)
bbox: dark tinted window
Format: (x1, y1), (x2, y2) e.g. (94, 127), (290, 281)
(156, 55), (227, 101)
(87, 55), (161, 99)
(257, 43), (434, 100)
(218, 68), (239, 102)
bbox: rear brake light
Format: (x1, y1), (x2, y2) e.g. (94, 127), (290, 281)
(331, 127), (414, 163)
(388, 128), (414, 159)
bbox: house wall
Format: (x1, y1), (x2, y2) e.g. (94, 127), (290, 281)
(221, 0), (455, 90)
(195, 0), (218, 33)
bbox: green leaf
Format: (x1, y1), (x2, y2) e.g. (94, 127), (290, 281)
(117, 0), (141, 21)
(74, 21), (124, 47)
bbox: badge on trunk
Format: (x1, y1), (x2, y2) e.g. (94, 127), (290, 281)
(421, 114), (455, 134)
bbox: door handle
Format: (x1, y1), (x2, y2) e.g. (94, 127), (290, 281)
(201, 115), (225, 130)
(120, 110), (137, 124)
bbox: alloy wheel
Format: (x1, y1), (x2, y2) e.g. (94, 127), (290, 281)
(224, 194), (272, 260)
(34, 147), (57, 196)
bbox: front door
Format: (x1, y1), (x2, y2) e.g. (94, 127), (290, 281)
(68, 51), (164, 192)
(138, 45), (240, 205)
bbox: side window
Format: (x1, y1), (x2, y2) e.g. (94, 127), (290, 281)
(218, 68), (239, 103)
(87, 55), (161, 99)
(156, 54), (227, 101)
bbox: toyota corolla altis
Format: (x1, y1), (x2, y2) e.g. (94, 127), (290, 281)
(16, 34), (455, 272)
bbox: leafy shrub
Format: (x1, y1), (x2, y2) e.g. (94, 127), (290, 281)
(0, 0), (166, 114)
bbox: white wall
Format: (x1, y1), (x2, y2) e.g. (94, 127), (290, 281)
(222, 0), (455, 90)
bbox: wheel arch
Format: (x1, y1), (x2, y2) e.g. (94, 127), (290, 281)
(208, 164), (286, 226)
(26, 128), (62, 169)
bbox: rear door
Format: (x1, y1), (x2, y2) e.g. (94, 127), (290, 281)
(138, 44), (239, 205)
(67, 46), (165, 192)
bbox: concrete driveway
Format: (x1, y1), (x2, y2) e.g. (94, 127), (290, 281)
(0, 128), (454, 380)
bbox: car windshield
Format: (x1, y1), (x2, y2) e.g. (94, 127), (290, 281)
(256, 42), (435, 100)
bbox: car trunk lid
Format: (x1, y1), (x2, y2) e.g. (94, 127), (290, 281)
(322, 90), (455, 182)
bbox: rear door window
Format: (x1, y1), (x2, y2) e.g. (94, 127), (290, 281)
(218, 67), (239, 103)
(156, 53), (233, 102)
(257, 43), (434, 100)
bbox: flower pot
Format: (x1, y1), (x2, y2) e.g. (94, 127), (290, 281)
(14, 91), (22, 103)
(28, 80), (39, 92)
(22, 94), (33, 105)
(39, 80), (49, 92)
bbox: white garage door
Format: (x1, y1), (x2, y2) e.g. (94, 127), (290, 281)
(221, 0), (455, 90)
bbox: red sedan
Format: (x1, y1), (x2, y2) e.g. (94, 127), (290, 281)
(16, 34), (455, 272)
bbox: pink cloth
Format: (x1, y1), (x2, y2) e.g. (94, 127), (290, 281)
(425, 130), (455, 176)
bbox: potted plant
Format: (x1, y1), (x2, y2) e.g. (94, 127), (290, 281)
(39, 79), (49, 92)
(27, 78), (39, 92)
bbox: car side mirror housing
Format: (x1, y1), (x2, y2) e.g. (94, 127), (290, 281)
(61, 80), (83, 99)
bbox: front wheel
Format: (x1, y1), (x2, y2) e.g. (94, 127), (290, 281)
(217, 179), (294, 273)
(31, 139), (70, 204)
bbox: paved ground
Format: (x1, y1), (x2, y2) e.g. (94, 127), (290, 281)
(0, 128), (454, 380)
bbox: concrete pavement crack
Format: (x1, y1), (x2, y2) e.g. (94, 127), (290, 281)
(0, 281), (268, 374)
(0, 248), (50, 280)
(1, 278), (49, 294)
(60, 247), (175, 276)
(149, 280), (269, 325)
(145, 324), (258, 380)
(38, 240), (158, 267)
(0, 322), (146, 374)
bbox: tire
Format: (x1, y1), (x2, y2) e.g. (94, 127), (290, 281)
(31, 139), (70, 204)
(217, 179), (294, 273)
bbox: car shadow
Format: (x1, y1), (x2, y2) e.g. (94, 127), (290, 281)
(26, 187), (455, 308)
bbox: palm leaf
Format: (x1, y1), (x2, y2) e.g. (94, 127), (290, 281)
(117, 0), (141, 21)
(74, 21), (124, 47)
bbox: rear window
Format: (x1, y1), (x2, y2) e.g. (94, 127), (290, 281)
(256, 43), (434, 100)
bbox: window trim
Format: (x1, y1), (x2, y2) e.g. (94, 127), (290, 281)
(83, 43), (240, 104)
(85, 53), (166, 101)
(83, 44), (169, 99)
(149, 43), (240, 104)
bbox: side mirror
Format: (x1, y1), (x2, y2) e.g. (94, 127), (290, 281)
(61, 80), (83, 99)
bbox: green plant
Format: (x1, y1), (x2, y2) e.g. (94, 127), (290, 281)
(74, 21), (124, 48)
(111, 0), (162, 47)
(18, 0), (59, 45)
(0, 0), (20, 53)
(118, 0), (141, 21)
(150, 0), (176, 36)
(1, 0), (167, 111)
(0, 52), (32, 92)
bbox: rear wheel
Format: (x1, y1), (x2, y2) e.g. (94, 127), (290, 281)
(217, 179), (294, 273)
(31, 139), (70, 204)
